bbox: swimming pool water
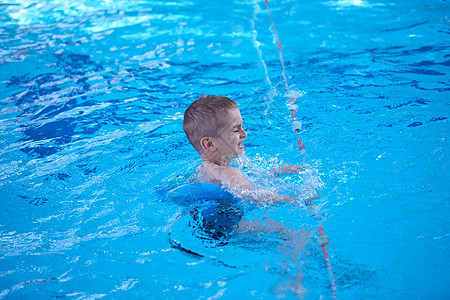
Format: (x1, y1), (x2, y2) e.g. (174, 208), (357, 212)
(0, 0), (449, 298)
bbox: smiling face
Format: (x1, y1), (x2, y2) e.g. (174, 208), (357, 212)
(204, 108), (246, 164)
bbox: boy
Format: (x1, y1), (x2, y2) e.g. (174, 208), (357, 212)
(183, 95), (311, 297)
(183, 94), (303, 203)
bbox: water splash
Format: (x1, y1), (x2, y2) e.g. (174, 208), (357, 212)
(231, 155), (323, 206)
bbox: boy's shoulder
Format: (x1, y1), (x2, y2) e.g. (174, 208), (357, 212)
(200, 163), (251, 189)
(216, 166), (252, 189)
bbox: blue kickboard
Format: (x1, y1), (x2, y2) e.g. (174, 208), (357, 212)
(167, 182), (234, 206)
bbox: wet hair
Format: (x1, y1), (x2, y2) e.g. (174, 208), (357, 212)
(183, 95), (238, 153)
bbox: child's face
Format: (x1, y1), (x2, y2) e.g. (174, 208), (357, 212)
(213, 108), (247, 158)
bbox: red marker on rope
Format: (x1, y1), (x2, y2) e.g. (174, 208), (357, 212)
(264, 1), (337, 298)
(297, 139), (305, 151)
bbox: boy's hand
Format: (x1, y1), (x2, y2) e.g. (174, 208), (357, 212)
(279, 163), (302, 174)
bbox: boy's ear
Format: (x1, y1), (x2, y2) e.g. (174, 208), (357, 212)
(200, 137), (216, 152)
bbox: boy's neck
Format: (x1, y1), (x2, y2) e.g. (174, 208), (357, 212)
(201, 156), (230, 167)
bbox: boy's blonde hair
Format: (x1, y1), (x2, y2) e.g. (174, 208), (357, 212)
(183, 95), (238, 153)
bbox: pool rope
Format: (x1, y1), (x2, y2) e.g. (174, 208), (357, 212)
(263, 1), (337, 298)
(263, 0), (305, 148)
(264, 0), (289, 93)
(318, 226), (338, 300)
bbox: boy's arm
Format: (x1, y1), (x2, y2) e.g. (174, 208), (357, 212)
(223, 167), (317, 207)
(223, 168), (293, 205)
(272, 163), (302, 175)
